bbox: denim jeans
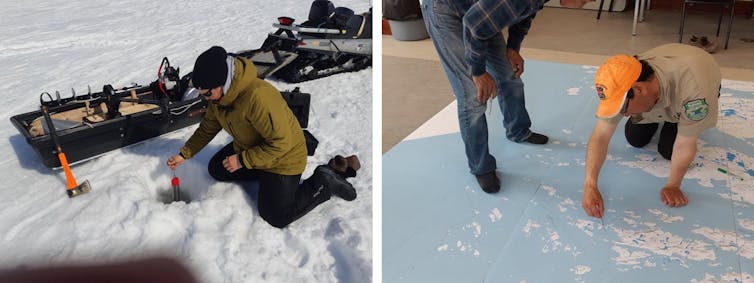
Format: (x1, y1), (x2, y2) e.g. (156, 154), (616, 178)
(421, 0), (533, 175)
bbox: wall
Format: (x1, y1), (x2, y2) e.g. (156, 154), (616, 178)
(649, 0), (752, 16)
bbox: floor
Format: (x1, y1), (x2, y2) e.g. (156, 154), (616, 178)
(382, 6), (754, 283)
(383, 7), (754, 152)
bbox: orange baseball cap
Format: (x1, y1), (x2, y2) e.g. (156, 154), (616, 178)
(594, 54), (642, 118)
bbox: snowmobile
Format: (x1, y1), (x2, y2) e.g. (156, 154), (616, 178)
(10, 57), (313, 169)
(238, 0), (372, 83)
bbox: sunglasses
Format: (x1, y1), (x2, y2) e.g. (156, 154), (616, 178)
(199, 88), (213, 97)
(620, 88), (635, 115)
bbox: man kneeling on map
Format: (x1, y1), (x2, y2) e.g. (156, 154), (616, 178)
(581, 44), (721, 219)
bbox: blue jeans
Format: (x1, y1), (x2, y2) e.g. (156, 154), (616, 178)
(421, 0), (533, 175)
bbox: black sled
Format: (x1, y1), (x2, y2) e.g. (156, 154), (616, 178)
(238, 0), (372, 83)
(10, 58), (314, 169)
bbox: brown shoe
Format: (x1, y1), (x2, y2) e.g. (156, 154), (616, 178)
(345, 155), (360, 172)
(523, 132), (549, 145)
(328, 155), (360, 176)
(689, 35), (702, 48)
(699, 36), (719, 53)
(328, 155), (348, 172)
(475, 171), (500, 194)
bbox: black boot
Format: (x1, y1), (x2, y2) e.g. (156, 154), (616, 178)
(523, 132), (549, 145)
(475, 171), (500, 194)
(310, 165), (357, 201)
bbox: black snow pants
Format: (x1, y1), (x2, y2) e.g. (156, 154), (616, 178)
(208, 143), (330, 228)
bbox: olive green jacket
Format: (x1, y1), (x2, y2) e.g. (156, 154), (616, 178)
(180, 57), (307, 175)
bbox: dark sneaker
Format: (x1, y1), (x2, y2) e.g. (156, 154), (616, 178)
(689, 35), (702, 48)
(699, 36), (718, 53)
(475, 171), (500, 194)
(523, 132), (549, 145)
(313, 165), (357, 201)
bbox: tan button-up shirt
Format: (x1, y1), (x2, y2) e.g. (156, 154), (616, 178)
(605, 43), (721, 137)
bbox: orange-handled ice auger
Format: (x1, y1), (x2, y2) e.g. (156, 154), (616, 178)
(41, 105), (92, 197)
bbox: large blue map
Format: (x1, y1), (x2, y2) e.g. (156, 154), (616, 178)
(384, 60), (754, 282)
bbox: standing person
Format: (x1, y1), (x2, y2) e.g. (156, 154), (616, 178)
(421, 0), (550, 193)
(581, 44), (721, 219)
(166, 46), (361, 228)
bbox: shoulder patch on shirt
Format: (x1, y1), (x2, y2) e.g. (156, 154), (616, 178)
(683, 99), (708, 121)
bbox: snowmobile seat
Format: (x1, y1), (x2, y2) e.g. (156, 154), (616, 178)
(345, 11), (371, 38)
(330, 7), (355, 28)
(345, 15), (363, 38)
(305, 0), (335, 27)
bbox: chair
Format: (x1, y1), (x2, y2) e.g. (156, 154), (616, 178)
(597, 0), (650, 36)
(679, 0), (736, 50)
(596, 0), (615, 19)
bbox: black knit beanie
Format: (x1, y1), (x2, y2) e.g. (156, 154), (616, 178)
(192, 46), (228, 89)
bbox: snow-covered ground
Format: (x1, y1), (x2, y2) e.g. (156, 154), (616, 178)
(0, 0), (372, 282)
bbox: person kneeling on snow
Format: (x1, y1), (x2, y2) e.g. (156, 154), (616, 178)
(166, 46), (359, 228)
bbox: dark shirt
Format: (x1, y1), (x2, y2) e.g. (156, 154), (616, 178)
(444, 0), (546, 76)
